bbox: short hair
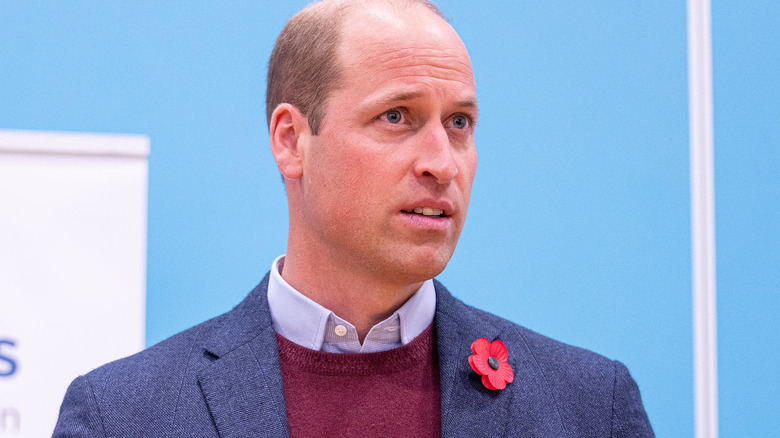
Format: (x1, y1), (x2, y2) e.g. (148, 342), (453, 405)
(265, 0), (445, 135)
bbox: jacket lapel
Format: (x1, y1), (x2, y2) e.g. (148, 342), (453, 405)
(197, 326), (289, 438)
(195, 276), (290, 438)
(435, 282), (567, 437)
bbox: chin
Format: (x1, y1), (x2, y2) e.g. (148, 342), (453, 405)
(388, 251), (452, 284)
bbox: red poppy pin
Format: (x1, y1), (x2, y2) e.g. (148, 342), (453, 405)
(468, 337), (514, 390)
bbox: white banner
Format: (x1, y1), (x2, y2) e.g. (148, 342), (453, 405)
(0, 130), (148, 437)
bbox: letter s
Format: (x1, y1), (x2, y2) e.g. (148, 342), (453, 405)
(0, 339), (18, 377)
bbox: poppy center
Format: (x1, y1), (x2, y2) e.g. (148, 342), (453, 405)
(488, 356), (499, 370)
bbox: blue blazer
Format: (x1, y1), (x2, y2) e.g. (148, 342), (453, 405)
(54, 275), (654, 437)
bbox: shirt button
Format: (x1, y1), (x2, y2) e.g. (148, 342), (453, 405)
(334, 325), (347, 337)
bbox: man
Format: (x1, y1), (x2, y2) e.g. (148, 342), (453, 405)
(54, 0), (654, 436)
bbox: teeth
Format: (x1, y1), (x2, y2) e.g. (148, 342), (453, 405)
(411, 207), (443, 216)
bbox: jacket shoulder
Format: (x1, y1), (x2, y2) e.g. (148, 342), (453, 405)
(85, 276), (272, 390)
(434, 281), (654, 436)
(435, 280), (614, 368)
(54, 278), (273, 437)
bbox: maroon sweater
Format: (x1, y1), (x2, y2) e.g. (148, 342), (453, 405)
(276, 324), (441, 438)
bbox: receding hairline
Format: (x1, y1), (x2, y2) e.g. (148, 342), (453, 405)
(265, 0), (449, 133)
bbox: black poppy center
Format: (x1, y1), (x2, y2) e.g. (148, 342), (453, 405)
(488, 356), (500, 370)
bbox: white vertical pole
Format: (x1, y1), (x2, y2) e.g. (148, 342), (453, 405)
(687, 0), (718, 437)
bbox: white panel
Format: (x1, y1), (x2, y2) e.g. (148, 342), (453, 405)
(0, 129), (149, 157)
(0, 130), (148, 437)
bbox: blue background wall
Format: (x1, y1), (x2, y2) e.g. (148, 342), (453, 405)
(712, 2), (779, 436)
(1, 2), (778, 436)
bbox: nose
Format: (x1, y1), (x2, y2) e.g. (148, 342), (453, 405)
(413, 123), (458, 184)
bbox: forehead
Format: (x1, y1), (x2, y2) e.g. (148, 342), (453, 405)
(335, 4), (476, 99)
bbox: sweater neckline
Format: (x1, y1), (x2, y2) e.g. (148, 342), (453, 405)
(276, 323), (435, 376)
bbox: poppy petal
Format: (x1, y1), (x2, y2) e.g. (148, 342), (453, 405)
(498, 363), (514, 383)
(489, 340), (508, 361)
(469, 354), (491, 375)
(471, 337), (490, 356)
(487, 370), (507, 390)
(482, 374), (497, 390)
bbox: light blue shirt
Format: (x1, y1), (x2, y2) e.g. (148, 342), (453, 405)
(266, 255), (436, 353)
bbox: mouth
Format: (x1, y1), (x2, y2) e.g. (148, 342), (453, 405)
(401, 207), (446, 218)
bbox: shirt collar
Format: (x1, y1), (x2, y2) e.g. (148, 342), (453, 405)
(266, 255), (436, 353)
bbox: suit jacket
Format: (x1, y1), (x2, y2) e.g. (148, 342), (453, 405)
(53, 275), (654, 437)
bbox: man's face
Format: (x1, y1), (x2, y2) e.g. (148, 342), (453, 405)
(295, 5), (478, 286)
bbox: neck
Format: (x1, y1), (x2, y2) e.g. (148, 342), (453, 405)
(280, 252), (423, 342)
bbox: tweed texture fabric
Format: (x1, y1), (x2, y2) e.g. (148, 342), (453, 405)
(53, 274), (654, 437)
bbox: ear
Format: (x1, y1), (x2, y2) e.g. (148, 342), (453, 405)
(269, 103), (310, 180)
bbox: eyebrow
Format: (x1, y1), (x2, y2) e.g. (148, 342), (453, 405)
(366, 90), (423, 109)
(455, 97), (479, 111)
(363, 91), (479, 113)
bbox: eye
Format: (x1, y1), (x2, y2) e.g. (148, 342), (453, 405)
(451, 115), (470, 130)
(383, 109), (403, 124)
